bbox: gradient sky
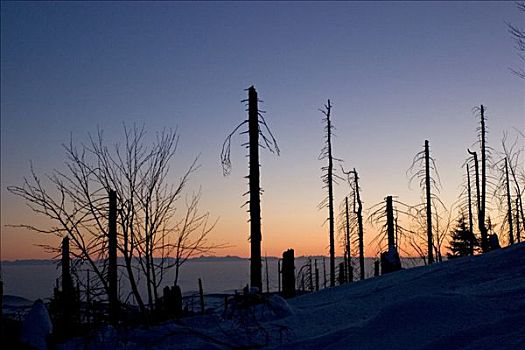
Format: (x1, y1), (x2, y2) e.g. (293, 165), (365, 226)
(1, 1), (524, 260)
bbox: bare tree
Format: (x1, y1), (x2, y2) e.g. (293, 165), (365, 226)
(221, 86), (279, 291)
(501, 132), (525, 241)
(478, 105), (489, 252)
(467, 105), (493, 252)
(8, 125), (218, 317)
(319, 100), (342, 287)
(493, 132), (525, 245)
(368, 196), (412, 258)
(456, 162), (477, 255)
(336, 196), (353, 283)
(407, 140), (441, 264)
(341, 167), (365, 280)
(507, 2), (525, 78)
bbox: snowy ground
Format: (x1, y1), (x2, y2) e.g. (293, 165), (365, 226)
(59, 243), (525, 350)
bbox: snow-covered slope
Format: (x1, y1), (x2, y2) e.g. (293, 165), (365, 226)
(59, 243), (525, 349)
(276, 243), (525, 350)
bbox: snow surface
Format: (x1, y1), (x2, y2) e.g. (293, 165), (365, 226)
(59, 243), (525, 349)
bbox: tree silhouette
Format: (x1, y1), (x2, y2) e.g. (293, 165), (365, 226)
(341, 167), (365, 280)
(467, 105), (492, 252)
(408, 140), (441, 264)
(8, 125), (217, 318)
(457, 162), (476, 255)
(478, 105), (489, 252)
(507, 2), (525, 79)
(221, 86), (279, 291)
(499, 132), (525, 243)
(447, 214), (478, 258)
(318, 100), (341, 287)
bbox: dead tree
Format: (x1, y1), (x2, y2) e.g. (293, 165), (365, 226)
(341, 167), (365, 280)
(62, 237), (73, 296)
(322, 257), (327, 288)
(505, 158), (515, 244)
(265, 254), (270, 293)
(8, 125), (217, 320)
(466, 164), (475, 254)
(281, 249), (295, 298)
(221, 86), (279, 291)
(517, 197), (522, 243)
(347, 168), (366, 280)
(319, 100), (340, 287)
(479, 106), (488, 252)
(369, 196), (414, 267)
(315, 259), (319, 291)
(424, 141), (434, 263)
(501, 132), (525, 243)
(50, 236), (80, 338)
(381, 196), (401, 273)
(468, 149), (488, 252)
(386, 196), (396, 253)
(354, 171), (365, 280)
(507, 2), (525, 79)
(108, 190), (119, 324)
(344, 197), (352, 282)
(478, 105), (489, 252)
(408, 140), (441, 264)
(198, 278), (205, 315)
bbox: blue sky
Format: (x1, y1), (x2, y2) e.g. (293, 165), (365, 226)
(1, 1), (524, 259)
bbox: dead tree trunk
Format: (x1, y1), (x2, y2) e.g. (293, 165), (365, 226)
(62, 237), (73, 294)
(424, 140), (434, 264)
(517, 197), (521, 243)
(315, 259), (319, 291)
(345, 196), (351, 282)
(352, 169), (365, 280)
(62, 236), (74, 328)
(466, 164), (475, 255)
(505, 158), (514, 245)
(265, 255), (270, 293)
(309, 259), (314, 291)
(282, 249), (295, 298)
(387, 196), (396, 252)
(248, 87), (263, 291)
(277, 259), (281, 293)
(198, 278), (205, 315)
(479, 105), (489, 252)
(108, 190), (119, 324)
(338, 262), (346, 285)
(381, 196), (401, 274)
(468, 149), (487, 252)
(323, 257), (327, 288)
(320, 100), (336, 287)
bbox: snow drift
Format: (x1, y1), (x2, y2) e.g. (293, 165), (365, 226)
(59, 243), (525, 349)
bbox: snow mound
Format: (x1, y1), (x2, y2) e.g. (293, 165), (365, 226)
(59, 244), (525, 349)
(267, 295), (294, 318)
(271, 243), (525, 349)
(20, 299), (53, 350)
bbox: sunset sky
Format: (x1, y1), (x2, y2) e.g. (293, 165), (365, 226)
(1, 1), (524, 260)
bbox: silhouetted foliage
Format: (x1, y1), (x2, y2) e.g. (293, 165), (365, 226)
(447, 214), (478, 258)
